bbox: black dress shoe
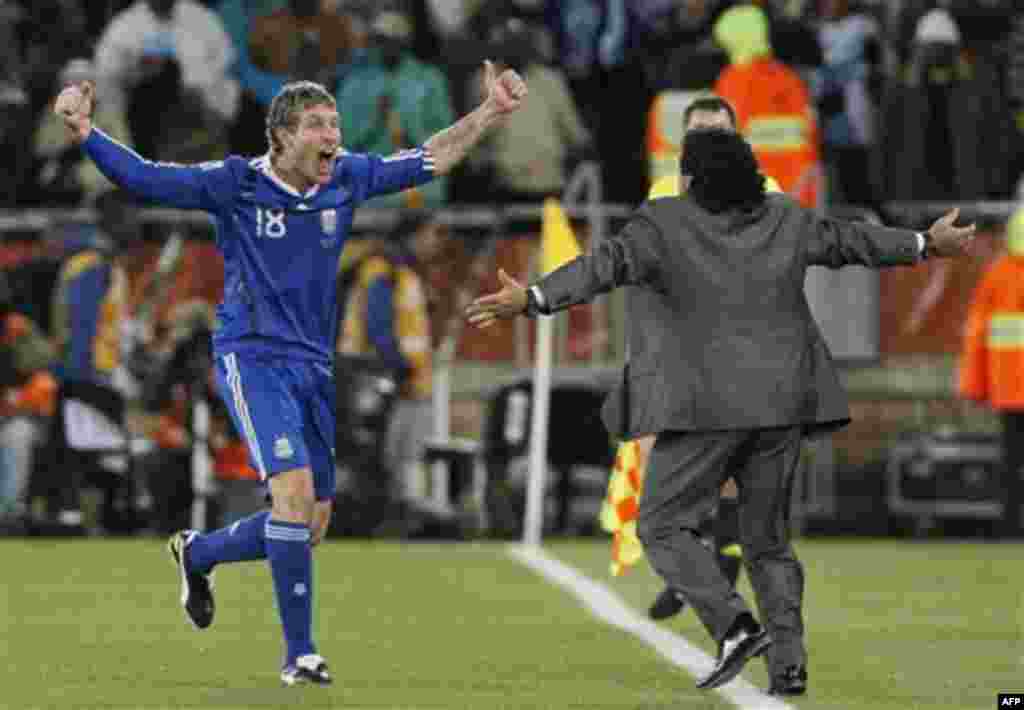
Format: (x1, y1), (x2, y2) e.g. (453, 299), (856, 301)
(648, 586), (686, 620)
(768, 665), (807, 696)
(696, 616), (772, 690)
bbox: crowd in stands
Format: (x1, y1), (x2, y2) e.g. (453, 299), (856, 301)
(0, 0), (1020, 209)
(2, 0), (1024, 534)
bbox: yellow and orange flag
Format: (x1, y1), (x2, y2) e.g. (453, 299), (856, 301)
(599, 439), (649, 575)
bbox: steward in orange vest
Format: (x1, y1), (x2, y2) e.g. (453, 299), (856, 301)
(713, 5), (821, 208)
(959, 207), (1024, 535)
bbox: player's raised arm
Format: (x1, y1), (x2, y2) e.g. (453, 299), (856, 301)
(53, 81), (234, 211)
(350, 60), (526, 200)
(423, 59), (526, 176)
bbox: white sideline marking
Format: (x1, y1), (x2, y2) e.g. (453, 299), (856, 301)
(508, 544), (794, 710)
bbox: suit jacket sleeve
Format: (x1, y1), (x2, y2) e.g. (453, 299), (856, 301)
(532, 213), (663, 314)
(804, 211), (922, 269)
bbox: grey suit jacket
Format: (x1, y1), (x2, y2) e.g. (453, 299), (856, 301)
(533, 193), (923, 439)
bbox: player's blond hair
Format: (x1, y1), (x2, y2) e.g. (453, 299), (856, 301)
(266, 81), (337, 156)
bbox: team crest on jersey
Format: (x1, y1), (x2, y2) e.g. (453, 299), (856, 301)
(274, 435), (294, 460)
(321, 209), (337, 235)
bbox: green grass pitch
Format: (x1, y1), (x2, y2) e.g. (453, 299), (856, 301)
(1, 537), (1020, 709)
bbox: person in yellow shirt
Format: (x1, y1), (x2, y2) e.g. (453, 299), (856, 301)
(609, 96), (781, 621)
(648, 100), (783, 200)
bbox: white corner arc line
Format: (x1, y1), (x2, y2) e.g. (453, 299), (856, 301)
(507, 544), (794, 710)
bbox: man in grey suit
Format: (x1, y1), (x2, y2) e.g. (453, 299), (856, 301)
(466, 128), (976, 694)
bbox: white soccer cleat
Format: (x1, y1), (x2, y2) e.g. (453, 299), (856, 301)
(280, 654), (332, 686)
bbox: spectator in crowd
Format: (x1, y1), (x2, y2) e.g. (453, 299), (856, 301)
(248, 0), (358, 87)
(33, 58), (132, 207)
(338, 212), (451, 512)
(744, 0), (823, 77)
(464, 17), (591, 207)
(1010, 9), (1024, 196)
(885, 5), (961, 200)
(336, 9), (454, 208)
(542, 0), (625, 85)
(94, 0), (240, 161)
(0, 1), (31, 206)
(544, 0), (649, 204)
(449, 0), (552, 118)
(0, 272), (57, 525)
(713, 3), (822, 208)
(813, 0), (882, 207)
(216, 0), (303, 155)
(637, 0), (728, 93)
(16, 0), (92, 107)
(466, 0), (553, 67)
(50, 190), (141, 389)
(407, 0), (474, 66)
(882, 5), (1015, 201)
(958, 205), (1024, 538)
(217, 0), (369, 156)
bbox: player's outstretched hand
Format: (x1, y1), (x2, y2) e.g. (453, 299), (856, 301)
(483, 60), (526, 116)
(54, 80), (94, 144)
(927, 207), (977, 258)
(465, 269), (528, 329)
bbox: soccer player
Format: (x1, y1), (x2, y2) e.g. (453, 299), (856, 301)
(53, 61), (526, 686)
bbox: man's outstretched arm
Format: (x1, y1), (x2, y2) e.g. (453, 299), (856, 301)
(53, 81), (233, 210)
(424, 60), (526, 176)
(805, 206), (976, 268)
(465, 214), (664, 329)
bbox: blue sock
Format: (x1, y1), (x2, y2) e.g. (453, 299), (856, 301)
(265, 518), (315, 664)
(186, 511), (269, 575)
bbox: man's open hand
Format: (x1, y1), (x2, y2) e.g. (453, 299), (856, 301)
(483, 60), (526, 116)
(927, 208), (977, 258)
(54, 80), (94, 144)
(465, 269), (529, 329)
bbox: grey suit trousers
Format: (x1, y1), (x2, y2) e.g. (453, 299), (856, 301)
(636, 427), (807, 674)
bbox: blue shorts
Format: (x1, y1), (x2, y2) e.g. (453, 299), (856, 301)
(214, 352), (336, 501)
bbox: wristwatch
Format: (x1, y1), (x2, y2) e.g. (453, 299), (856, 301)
(524, 286), (544, 318)
(919, 231), (934, 260)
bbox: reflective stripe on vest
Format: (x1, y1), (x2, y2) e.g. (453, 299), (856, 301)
(745, 115), (809, 152)
(987, 313), (1024, 348)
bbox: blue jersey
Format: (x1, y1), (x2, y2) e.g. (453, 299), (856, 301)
(82, 129), (435, 363)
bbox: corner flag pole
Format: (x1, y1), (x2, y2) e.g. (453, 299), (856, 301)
(523, 312), (554, 546)
(523, 199), (581, 547)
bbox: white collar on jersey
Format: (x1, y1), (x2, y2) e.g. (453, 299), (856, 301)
(255, 154), (325, 199)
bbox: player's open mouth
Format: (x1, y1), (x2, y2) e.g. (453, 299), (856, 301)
(317, 149), (335, 175)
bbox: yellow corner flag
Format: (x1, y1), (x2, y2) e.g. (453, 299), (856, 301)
(541, 198), (582, 275)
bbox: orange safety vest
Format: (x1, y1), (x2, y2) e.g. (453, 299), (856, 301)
(958, 255), (1024, 410)
(714, 58), (821, 209)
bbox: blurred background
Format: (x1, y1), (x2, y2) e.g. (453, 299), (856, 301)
(2, 0), (1024, 546)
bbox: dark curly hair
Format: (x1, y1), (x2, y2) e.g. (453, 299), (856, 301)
(680, 128), (766, 213)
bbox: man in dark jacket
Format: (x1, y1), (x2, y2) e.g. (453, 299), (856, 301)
(466, 128), (975, 695)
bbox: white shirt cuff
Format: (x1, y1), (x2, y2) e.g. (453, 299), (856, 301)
(529, 285), (548, 312)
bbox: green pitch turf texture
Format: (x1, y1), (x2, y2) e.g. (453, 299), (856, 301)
(1, 538), (1019, 709)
